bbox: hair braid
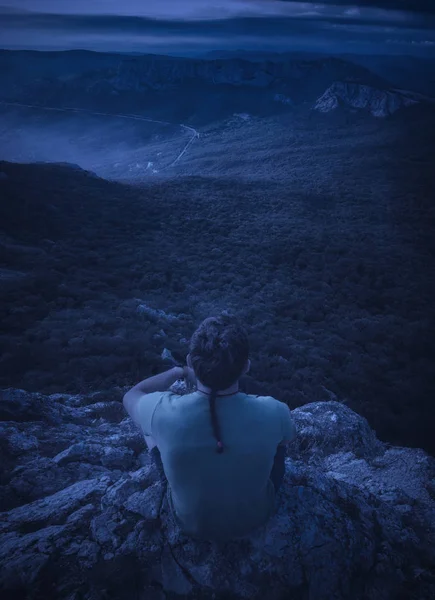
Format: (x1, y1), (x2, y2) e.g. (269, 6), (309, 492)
(189, 313), (249, 454)
(208, 389), (224, 454)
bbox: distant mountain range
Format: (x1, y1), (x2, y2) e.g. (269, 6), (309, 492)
(202, 50), (435, 98)
(0, 50), (434, 124)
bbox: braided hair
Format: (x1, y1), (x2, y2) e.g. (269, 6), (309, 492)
(188, 313), (249, 454)
(208, 388), (224, 453)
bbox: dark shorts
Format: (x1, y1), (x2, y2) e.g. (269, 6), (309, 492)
(150, 444), (286, 494)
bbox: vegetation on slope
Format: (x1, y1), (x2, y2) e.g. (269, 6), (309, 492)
(1, 110), (434, 456)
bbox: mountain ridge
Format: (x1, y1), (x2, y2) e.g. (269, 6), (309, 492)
(0, 50), (389, 98)
(1, 50), (401, 123)
(314, 81), (435, 117)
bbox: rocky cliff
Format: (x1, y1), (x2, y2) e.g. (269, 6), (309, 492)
(0, 51), (385, 108)
(1, 386), (435, 599)
(3, 51), (428, 124)
(314, 81), (432, 117)
(107, 55), (375, 93)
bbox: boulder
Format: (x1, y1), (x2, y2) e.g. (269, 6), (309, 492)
(1, 388), (434, 599)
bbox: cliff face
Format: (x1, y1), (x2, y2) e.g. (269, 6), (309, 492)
(2, 51), (429, 123)
(1, 386), (435, 599)
(314, 81), (430, 117)
(106, 56), (374, 92)
(0, 52), (385, 106)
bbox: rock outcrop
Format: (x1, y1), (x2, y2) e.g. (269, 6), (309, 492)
(1, 387), (435, 599)
(313, 81), (432, 117)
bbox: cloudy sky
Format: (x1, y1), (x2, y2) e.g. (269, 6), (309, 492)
(0, 0), (434, 56)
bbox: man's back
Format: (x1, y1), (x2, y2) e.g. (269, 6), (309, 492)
(137, 390), (295, 542)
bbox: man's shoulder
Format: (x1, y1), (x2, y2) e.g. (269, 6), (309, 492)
(156, 391), (282, 414)
(245, 393), (280, 404)
(244, 393), (283, 413)
(154, 390), (201, 414)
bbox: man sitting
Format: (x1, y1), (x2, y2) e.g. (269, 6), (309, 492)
(123, 313), (296, 542)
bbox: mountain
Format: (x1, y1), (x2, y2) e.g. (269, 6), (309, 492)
(314, 81), (434, 118)
(340, 54), (435, 98)
(2, 50), (430, 125)
(1, 50), (376, 92)
(201, 50), (435, 98)
(0, 50), (391, 124)
(201, 49), (325, 62)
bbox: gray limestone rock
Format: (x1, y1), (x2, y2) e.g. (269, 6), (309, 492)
(313, 81), (433, 117)
(0, 388), (434, 599)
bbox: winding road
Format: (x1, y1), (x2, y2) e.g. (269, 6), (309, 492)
(0, 101), (200, 173)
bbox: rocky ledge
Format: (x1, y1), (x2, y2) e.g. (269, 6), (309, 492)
(1, 387), (435, 600)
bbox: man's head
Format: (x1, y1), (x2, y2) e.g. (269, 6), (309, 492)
(187, 313), (250, 391)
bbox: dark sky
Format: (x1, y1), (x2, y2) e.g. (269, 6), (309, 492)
(0, 1), (434, 56)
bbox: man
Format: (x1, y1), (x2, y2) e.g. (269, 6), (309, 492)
(123, 313), (296, 542)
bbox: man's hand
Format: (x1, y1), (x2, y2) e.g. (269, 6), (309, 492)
(124, 367), (183, 399)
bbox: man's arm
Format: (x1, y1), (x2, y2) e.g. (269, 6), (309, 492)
(123, 366), (184, 425)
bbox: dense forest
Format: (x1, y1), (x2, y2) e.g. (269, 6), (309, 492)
(1, 115), (434, 456)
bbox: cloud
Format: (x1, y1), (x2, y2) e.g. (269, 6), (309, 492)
(1, 1), (435, 22)
(0, 1), (256, 19)
(0, 1), (434, 56)
(277, 1), (435, 15)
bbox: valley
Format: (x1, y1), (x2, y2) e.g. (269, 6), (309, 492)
(0, 49), (434, 458)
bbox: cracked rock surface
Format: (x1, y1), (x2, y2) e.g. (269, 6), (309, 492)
(1, 387), (435, 600)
